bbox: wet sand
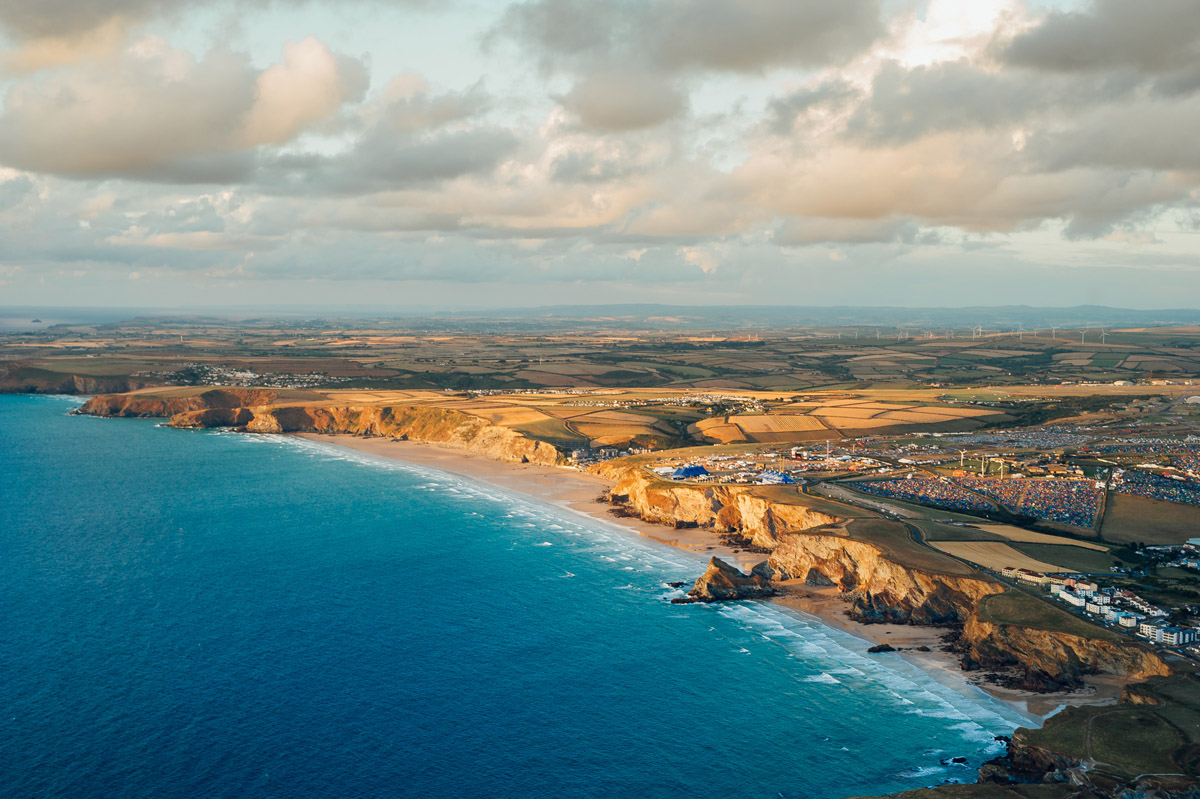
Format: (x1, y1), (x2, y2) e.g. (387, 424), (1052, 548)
(295, 434), (758, 571)
(295, 433), (1111, 722)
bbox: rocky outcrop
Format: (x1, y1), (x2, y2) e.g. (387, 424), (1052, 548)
(77, 390), (560, 466)
(599, 459), (1170, 687)
(962, 612), (1171, 687)
(595, 463), (840, 548)
(0, 364), (152, 395)
(674, 558), (778, 603)
(768, 532), (1001, 625)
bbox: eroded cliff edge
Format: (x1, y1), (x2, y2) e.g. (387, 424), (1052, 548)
(77, 390), (560, 466)
(594, 459), (1170, 689)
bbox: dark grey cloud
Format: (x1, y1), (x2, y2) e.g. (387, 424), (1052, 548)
(493, 0), (883, 129)
(1004, 0), (1200, 74)
(0, 0), (431, 40)
(843, 61), (1043, 144)
(495, 0), (885, 75)
(766, 80), (857, 135)
(258, 83), (518, 194)
(0, 0), (173, 38)
(558, 69), (686, 130)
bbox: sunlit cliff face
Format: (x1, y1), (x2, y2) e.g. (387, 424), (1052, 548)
(2, 0), (1200, 308)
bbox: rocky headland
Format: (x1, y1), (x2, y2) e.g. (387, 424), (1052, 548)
(671, 557), (779, 603)
(71, 389), (1194, 797)
(77, 389), (560, 466)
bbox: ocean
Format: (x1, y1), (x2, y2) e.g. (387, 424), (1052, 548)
(1, 394), (1033, 798)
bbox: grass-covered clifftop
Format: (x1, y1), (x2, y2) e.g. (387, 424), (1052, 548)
(77, 388), (560, 466)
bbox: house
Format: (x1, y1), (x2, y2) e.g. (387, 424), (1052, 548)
(1085, 601), (1105, 615)
(1117, 612), (1143, 628)
(1161, 627), (1198, 647)
(1060, 591), (1086, 608)
(1016, 569), (1049, 586)
(1139, 620), (1166, 638)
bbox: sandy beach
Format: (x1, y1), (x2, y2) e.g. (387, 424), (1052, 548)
(295, 433), (1117, 723)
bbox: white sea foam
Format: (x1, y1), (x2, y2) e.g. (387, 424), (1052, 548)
(804, 673), (840, 685)
(255, 432), (1035, 748)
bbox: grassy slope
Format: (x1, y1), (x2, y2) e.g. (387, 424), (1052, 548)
(1101, 493), (1200, 546)
(978, 590), (1124, 642)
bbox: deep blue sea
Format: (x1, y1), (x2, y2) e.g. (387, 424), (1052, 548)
(1, 395), (1034, 798)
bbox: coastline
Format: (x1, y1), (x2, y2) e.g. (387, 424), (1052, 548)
(294, 433), (1116, 724)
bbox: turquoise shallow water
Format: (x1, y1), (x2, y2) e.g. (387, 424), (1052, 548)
(0, 394), (1032, 798)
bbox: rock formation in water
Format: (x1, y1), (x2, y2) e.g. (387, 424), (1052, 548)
(597, 458), (1170, 687)
(674, 557), (778, 603)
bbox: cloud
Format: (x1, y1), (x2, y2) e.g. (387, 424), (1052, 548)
(0, 174), (32, 210)
(0, 0), (173, 39)
(495, 0), (885, 75)
(493, 0), (885, 127)
(0, 36), (367, 181)
(258, 78), (517, 194)
(559, 69), (686, 130)
(1003, 0), (1200, 75)
(774, 216), (919, 245)
(241, 36), (368, 146)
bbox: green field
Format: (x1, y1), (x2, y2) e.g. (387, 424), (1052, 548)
(978, 590), (1124, 642)
(1020, 675), (1200, 784)
(913, 521), (1006, 542)
(843, 518), (980, 576)
(1007, 542), (1119, 573)
(1101, 493), (1200, 545)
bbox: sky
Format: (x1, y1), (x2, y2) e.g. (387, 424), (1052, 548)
(1, 0), (1199, 310)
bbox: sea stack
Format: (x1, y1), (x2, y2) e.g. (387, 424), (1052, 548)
(674, 557), (778, 603)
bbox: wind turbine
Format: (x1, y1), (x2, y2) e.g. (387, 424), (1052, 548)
(1050, 324), (1059, 340)
(1099, 328), (1109, 344)
(1078, 327), (1088, 344)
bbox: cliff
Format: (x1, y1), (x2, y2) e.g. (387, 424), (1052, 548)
(961, 612), (1171, 686)
(768, 533), (1002, 625)
(597, 460), (1170, 688)
(78, 388), (278, 417)
(77, 391), (560, 466)
(594, 462), (840, 548)
(0, 363), (153, 395)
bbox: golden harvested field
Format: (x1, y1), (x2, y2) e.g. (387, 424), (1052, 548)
(916, 405), (995, 418)
(577, 410), (660, 424)
(975, 524), (1108, 550)
(470, 407), (552, 426)
(877, 409), (958, 423)
(818, 417), (904, 429)
(729, 415), (828, 432)
(699, 425), (746, 443)
(535, 406), (603, 420)
(933, 541), (1066, 573)
(811, 406), (883, 418)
